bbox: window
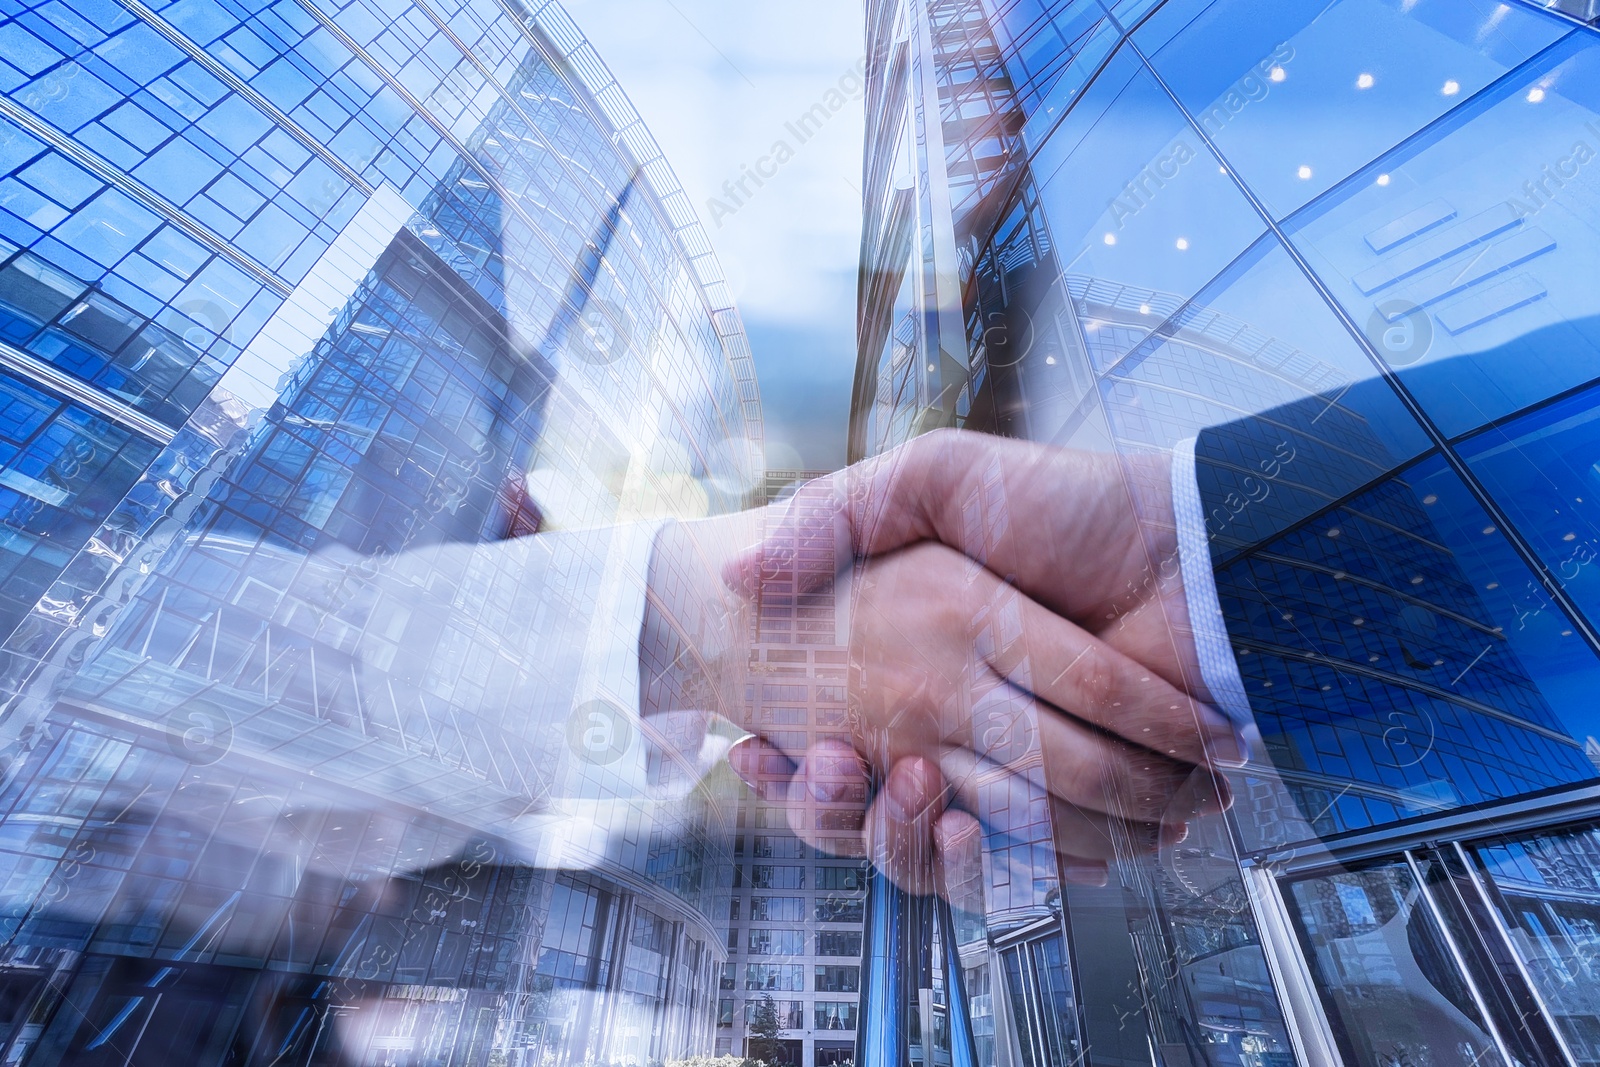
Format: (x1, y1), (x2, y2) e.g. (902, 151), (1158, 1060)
(1147, 0), (1562, 219)
(1473, 823), (1600, 1060)
(746, 1000), (805, 1030)
(750, 896), (805, 922)
(762, 684), (807, 701)
(748, 929), (807, 956)
(1213, 447), (1600, 851)
(815, 1001), (858, 1031)
(750, 865), (804, 889)
(818, 837), (867, 859)
(746, 964), (804, 991)
(752, 836), (806, 859)
(1274, 31), (1600, 435)
(1284, 862), (1500, 1067)
(815, 685), (846, 703)
(816, 810), (863, 831)
(816, 931), (863, 957)
(719, 999), (734, 1027)
(1460, 384), (1600, 628)
(754, 808), (790, 829)
(815, 865), (868, 891)
(816, 898), (866, 923)
(815, 965), (860, 993)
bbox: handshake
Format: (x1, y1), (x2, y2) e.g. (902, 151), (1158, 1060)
(650, 429), (1250, 904)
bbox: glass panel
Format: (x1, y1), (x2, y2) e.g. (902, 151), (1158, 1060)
(1027, 934), (1085, 1067)
(1143, 0), (1566, 218)
(1472, 824), (1600, 1065)
(1285, 861), (1503, 1067)
(0, 1), (762, 1061)
(1218, 452), (1600, 852)
(1459, 383), (1600, 641)
(1029, 44), (1269, 368)
(1285, 33), (1600, 437)
(1086, 233), (1431, 470)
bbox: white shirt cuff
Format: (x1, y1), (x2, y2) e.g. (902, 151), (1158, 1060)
(569, 518), (664, 722)
(1171, 437), (1254, 729)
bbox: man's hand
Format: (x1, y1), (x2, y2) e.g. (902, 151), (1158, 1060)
(728, 429), (1216, 703)
(656, 429), (1242, 902)
(730, 532), (1234, 895)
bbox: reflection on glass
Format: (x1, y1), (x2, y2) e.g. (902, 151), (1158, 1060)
(1031, 46), (1267, 370)
(1460, 383), (1600, 642)
(1220, 451), (1600, 852)
(997, 932), (1083, 1067)
(0, 0), (758, 1060)
(1473, 824), (1600, 1064)
(1143, 0), (1563, 217)
(1286, 862), (1502, 1067)
(857, 0), (1600, 1061)
(1286, 34), (1600, 436)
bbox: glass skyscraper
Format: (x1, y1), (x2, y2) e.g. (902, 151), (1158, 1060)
(856, 1), (1600, 1066)
(715, 469), (867, 1067)
(0, 0), (763, 1062)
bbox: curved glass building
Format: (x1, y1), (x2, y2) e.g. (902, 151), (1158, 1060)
(0, 0), (763, 1062)
(856, 2), (1600, 1066)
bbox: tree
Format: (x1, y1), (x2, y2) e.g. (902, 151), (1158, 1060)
(666, 1057), (758, 1067)
(746, 994), (784, 1066)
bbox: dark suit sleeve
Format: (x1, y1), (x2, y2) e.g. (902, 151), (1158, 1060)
(1193, 370), (1430, 571)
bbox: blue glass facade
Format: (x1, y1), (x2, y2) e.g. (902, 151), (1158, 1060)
(0, 0), (763, 1062)
(857, 1), (1600, 1065)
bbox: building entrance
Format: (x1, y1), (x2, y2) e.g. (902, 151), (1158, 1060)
(1250, 799), (1600, 1067)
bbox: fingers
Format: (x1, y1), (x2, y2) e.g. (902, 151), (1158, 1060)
(851, 540), (1241, 780)
(846, 548), (1234, 824)
(934, 808), (986, 913)
(728, 735), (875, 861)
(728, 734), (1205, 909)
(721, 477), (854, 599)
(1033, 703), (1232, 825)
(937, 744), (1184, 867)
(864, 756), (945, 897)
(727, 732), (797, 795)
(864, 751), (1193, 899)
(975, 566), (1245, 769)
(726, 739), (990, 906)
(951, 567), (1239, 821)
(721, 431), (1179, 630)
(740, 577), (1234, 833)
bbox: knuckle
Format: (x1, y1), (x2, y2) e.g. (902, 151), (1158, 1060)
(1108, 749), (1183, 821)
(1056, 749), (1126, 816)
(1137, 711), (1202, 763)
(1068, 643), (1119, 717)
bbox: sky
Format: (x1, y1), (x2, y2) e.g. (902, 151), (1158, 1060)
(567, 0), (866, 473)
